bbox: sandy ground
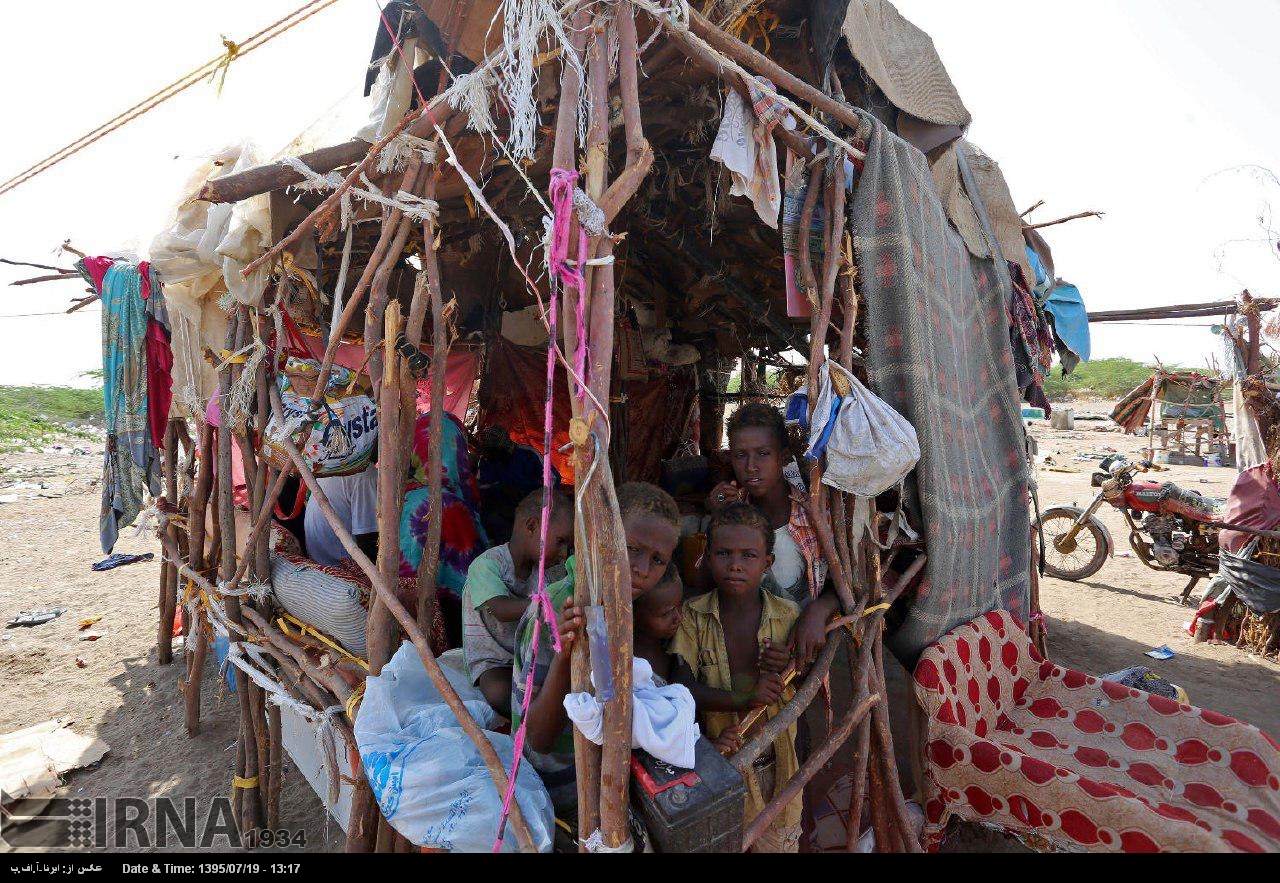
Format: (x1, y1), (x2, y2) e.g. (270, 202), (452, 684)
(1, 403), (1276, 853)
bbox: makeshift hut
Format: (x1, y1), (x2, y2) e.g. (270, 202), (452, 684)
(1110, 370), (1230, 465)
(66, 0), (1280, 855)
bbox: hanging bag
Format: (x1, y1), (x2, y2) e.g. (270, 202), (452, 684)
(805, 360), (920, 498)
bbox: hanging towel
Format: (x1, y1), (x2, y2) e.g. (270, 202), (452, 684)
(805, 360), (920, 498)
(710, 80), (782, 228)
(564, 657), (699, 769)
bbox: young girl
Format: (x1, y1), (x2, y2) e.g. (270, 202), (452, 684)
(510, 481), (682, 817)
(706, 402), (837, 668)
(673, 503), (802, 853)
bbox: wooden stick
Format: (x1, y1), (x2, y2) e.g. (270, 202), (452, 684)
(158, 422), (179, 665)
(368, 301), (409, 676)
(1023, 210), (1104, 231)
(266, 390), (537, 853)
(198, 139), (373, 204)
(657, 20), (812, 160)
(742, 692), (880, 850)
(732, 628), (845, 772)
(267, 704), (282, 832)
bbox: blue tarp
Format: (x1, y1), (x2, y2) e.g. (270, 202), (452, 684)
(1044, 282), (1091, 364)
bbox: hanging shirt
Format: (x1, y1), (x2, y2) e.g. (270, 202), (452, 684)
(304, 467), (379, 566)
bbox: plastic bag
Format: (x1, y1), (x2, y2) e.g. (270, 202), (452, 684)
(355, 643), (556, 853)
(261, 356), (377, 477)
(805, 360), (920, 498)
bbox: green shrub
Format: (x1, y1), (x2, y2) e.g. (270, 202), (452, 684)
(0, 386), (103, 452)
(1042, 358), (1205, 403)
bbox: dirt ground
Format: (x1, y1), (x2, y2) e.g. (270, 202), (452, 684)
(1, 403), (1276, 853)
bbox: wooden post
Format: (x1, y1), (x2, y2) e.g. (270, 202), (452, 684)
(158, 420), (180, 664)
(184, 420), (214, 737)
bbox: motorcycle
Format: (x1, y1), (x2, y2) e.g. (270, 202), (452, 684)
(1037, 455), (1224, 600)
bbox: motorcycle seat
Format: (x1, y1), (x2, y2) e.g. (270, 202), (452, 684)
(1146, 481), (1223, 522)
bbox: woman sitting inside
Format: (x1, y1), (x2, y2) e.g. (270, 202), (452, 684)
(703, 403), (838, 667)
(399, 410), (490, 649)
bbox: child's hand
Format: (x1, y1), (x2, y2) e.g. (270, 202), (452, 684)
(789, 604), (829, 670)
(713, 724), (745, 757)
(706, 481), (744, 515)
(556, 600), (586, 652)
(746, 670), (787, 709)
(758, 639), (792, 675)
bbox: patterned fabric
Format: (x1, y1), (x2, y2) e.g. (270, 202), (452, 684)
(851, 113), (1030, 662)
(744, 75), (787, 132)
(270, 549), (370, 656)
(781, 489), (826, 604)
(96, 261), (164, 553)
(399, 411), (489, 600)
(915, 611), (1280, 853)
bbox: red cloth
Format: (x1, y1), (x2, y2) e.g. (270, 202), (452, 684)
(1220, 464), (1280, 556)
(204, 398), (250, 509)
(81, 256), (115, 293)
(478, 336), (698, 485)
(915, 611), (1280, 853)
(145, 319), (173, 450)
(414, 349), (480, 421)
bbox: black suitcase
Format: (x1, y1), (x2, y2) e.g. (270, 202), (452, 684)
(630, 736), (746, 853)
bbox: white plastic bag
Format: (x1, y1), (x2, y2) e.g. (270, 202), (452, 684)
(355, 643), (556, 853)
(564, 658), (699, 769)
(806, 360), (920, 498)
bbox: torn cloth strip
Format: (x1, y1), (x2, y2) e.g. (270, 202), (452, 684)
(851, 113), (1030, 663)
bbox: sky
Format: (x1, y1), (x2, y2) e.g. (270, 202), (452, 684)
(1, 0), (1278, 387)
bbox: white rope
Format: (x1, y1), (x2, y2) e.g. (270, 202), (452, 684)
(281, 156), (441, 224)
(217, 579), (272, 603)
(497, 0), (587, 160)
(330, 224), (354, 338)
(376, 132), (438, 175)
(572, 187), (608, 237)
(582, 829), (633, 853)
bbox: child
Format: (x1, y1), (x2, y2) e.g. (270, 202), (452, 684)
(633, 564), (685, 686)
(511, 481), (682, 817)
(672, 503), (802, 853)
(463, 488), (574, 718)
(704, 402), (838, 670)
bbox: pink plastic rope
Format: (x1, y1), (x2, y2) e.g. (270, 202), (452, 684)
(549, 167), (591, 401)
(494, 254), (563, 852)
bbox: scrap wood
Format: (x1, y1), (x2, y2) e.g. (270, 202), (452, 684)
(0, 719), (109, 803)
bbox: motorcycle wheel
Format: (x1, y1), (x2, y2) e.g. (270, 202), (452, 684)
(1038, 509), (1109, 582)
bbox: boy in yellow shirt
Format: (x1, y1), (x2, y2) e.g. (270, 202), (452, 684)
(672, 503), (801, 853)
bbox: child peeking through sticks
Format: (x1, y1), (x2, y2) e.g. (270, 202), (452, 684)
(462, 488), (574, 718)
(511, 482), (682, 818)
(672, 503), (803, 853)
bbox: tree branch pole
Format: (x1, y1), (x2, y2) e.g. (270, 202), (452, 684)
(267, 385), (537, 853)
(584, 13), (635, 851)
(742, 691), (881, 849)
(548, 5), (603, 847)
(158, 420), (180, 664)
(219, 311), (263, 840)
(184, 420), (214, 737)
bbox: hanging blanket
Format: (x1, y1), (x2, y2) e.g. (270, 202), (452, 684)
(915, 611), (1280, 852)
(851, 113), (1030, 662)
